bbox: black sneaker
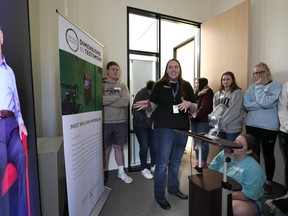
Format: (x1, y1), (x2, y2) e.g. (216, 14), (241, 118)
(264, 184), (272, 197)
(283, 187), (288, 195)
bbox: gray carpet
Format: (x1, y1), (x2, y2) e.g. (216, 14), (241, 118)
(99, 142), (195, 216)
(98, 141), (286, 216)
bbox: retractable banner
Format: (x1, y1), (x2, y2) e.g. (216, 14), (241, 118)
(58, 13), (104, 216)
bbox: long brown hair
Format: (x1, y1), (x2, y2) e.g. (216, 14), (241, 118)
(159, 59), (183, 82)
(158, 59), (188, 98)
(218, 71), (241, 92)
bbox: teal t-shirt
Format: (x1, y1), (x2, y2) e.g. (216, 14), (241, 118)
(209, 151), (266, 200)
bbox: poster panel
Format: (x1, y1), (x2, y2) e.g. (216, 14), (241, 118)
(58, 14), (104, 216)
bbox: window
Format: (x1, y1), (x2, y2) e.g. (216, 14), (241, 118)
(127, 7), (201, 171)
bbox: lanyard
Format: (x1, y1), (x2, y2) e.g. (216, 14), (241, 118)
(169, 81), (179, 102)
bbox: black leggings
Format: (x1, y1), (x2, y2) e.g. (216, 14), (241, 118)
(278, 131), (288, 187)
(246, 126), (278, 182)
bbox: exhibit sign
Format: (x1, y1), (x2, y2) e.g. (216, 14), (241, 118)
(58, 13), (104, 216)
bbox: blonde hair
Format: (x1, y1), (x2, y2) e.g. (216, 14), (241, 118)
(253, 62), (273, 81)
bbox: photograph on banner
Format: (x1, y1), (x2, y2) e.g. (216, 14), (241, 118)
(59, 50), (103, 115)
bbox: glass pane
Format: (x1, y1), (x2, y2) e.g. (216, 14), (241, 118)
(129, 54), (157, 128)
(129, 14), (158, 52)
(129, 54), (157, 169)
(160, 20), (199, 77)
(130, 133), (140, 166)
(176, 39), (196, 85)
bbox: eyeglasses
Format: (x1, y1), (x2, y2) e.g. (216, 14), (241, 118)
(253, 71), (265, 75)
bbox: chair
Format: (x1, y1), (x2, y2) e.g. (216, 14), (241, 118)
(1, 133), (31, 216)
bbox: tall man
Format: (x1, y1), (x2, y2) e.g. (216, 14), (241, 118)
(102, 61), (133, 183)
(0, 26), (28, 216)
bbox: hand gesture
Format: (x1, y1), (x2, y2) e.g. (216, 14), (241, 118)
(178, 97), (192, 113)
(255, 77), (264, 85)
(133, 100), (151, 111)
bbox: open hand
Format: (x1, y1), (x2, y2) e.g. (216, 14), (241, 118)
(133, 100), (151, 111)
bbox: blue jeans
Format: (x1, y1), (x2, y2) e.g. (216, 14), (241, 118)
(191, 122), (211, 162)
(134, 125), (157, 170)
(154, 128), (188, 201)
(218, 131), (240, 142)
(0, 117), (27, 216)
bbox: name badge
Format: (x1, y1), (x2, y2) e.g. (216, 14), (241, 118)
(173, 105), (179, 114)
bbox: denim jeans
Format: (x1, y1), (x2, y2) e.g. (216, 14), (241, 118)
(0, 117), (27, 216)
(153, 128), (188, 201)
(191, 122), (211, 162)
(218, 131), (240, 142)
(134, 125), (157, 170)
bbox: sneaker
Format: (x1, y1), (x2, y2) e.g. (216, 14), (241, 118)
(274, 193), (288, 200)
(264, 199), (277, 214)
(265, 194), (288, 214)
(193, 161), (208, 168)
(193, 161), (199, 168)
(118, 172), (133, 184)
(264, 184), (272, 197)
(283, 187), (288, 195)
(201, 162), (208, 168)
(272, 193), (288, 213)
(141, 168), (153, 179)
(150, 165), (155, 173)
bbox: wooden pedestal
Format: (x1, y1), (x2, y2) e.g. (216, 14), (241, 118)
(188, 169), (241, 216)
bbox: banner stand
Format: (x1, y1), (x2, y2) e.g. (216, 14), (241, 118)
(90, 186), (111, 216)
(58, 10), (109, 216)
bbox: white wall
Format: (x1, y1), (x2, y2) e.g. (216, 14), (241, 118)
(28, 0), (213, 138)
(29, 0), (288, 183)
(28, 0), (213, 171)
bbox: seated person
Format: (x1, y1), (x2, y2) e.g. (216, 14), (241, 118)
(209, 134), (266, 216)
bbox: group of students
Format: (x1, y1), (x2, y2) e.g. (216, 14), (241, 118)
(102, 59), (288, 215)
(192, 62), (288, 215)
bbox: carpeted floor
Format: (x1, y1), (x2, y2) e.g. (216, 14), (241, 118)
(98, 139), (285, 216)
(99, 139), (195, 216)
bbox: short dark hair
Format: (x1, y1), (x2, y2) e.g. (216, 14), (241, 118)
(243, 134), (258, 161)
(106, 61), (120, 70)
(146, 80), (155, 90)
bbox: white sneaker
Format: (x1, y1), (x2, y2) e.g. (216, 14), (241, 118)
(265, 199), (277, 214)
(118, 172), (133, 184)
(141, 168), (153, 179)
(275, 193), (288, 200)
(150, 165), (155, 173)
